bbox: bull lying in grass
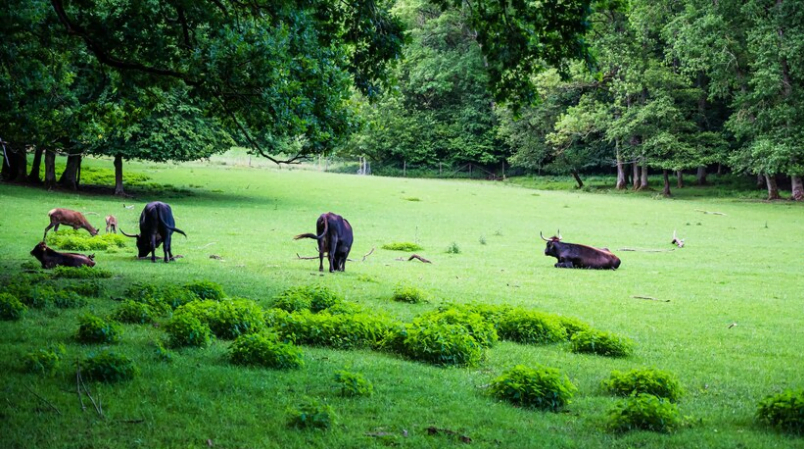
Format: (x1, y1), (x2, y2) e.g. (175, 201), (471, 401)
(30, 241), (96, 269)
(541, 231), (621, 270)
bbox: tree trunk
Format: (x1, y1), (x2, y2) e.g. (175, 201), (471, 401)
(2, 148), (28, 182)
(639, 161), (649, 190)
(676, 170), (684, 188)
(792, 175), (804, 201)
(756, 174), (765, 189)
(632, 162), (640, 190)
(615, 148), (627, 190)
(28, 147), (44, 184)
(44, 150), (57, 189)
(663, 170), (672, 196)
(59, 154), (82, 190)
(696, 166), (707, 185)
(765, 174), (781, 200)
(0, 147), (15, 181)
(114, 154), (126, 195)
(570, 169), (583, 189)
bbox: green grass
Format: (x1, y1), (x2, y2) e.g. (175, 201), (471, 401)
(1, 155), (803, 448)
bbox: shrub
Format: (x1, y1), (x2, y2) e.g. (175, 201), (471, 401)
(419, 309), (498, 348)
(390, 321), (484, 367)
(24, 344), (66, 376)
(20, 261), (41, 270)
(184, 280), (226, 301)
(264, 308), (292, 328)
(602, 368), (684, 402)
(152, 341), (175, 363)
(0, 292), (27, 320)
(554, 315), (592, 339)
(123, 283), (171, 316)
(113, 300), (156, 324)
(334, 370), (374, 397)
(229, 333), (304, 369)
(65, 280), (106, 297)
(80, 350), (138, 383)
(20, 285), (57, 308)
(441, 303), (514, 325)
(606, 393), (682, 433)
(308, 286), (342, 312)
(53, 266), (113, 279)
(489, 365), (577, 412)
(381, 242), (424, 252)
(570, 330), (634, 357)
(179, 299), (265, 339)
(160, 285), (200, 309)
(756, 389), (804, 434)
(274, 310), (398, 350)
(164, 312), (213, 348)
(76, 314), (122, 344)
(46, 230), (128, 251)
(287, 398), (337, 430)
(497, 311), (567, 344)
(445, 242), (461, 254)
(391, 285), (428, 304)
(271, 287), (313, 312)
(52, 290), (88, 309)
(325, 301), (366, 315)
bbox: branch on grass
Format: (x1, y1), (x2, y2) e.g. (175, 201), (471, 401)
(26, 385), (62, 415)
(618, 248), (676, 252)
(695, 209), (726, 216)
(395, 254), (431, 263)
(632, 295), (670, 303)
(361, 247), (375, 262)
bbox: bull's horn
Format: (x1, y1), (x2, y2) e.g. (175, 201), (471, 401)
(119, 228), (139, 238)
(540, 231), (550, 241)
(557, 229), (562, 240)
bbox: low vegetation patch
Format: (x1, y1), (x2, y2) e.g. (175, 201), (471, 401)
(756, 389), (804, 434)
(271, 285), (342, 312)
(24, 344), (66, 376)
(179, 299), (265, 339)
(497, 310), (567, 344)
(273, 310), (398, 350)
(554, 315), (592, 339)
(334, 370), (374, 397)
(46, 230), (128, 251)
(445, 242), (461, 254)
(53, 265), (113, 279)
(287, 398), (337, 430)
(602, 368), (683, 402)
(489, 365), (577, 412)
(52, 290), (88, 309)
(123, 283), (172, 316)
(570, 330), (634, 357)
(64, 280), (106, 297)
(386, 320), (484, 367)
(419, 308), (498, 348)
(76, 313), (122, 344)
(164, 312), (213, 348)
(391, 285), (428, 304)
(80, 350), (138, 383)
(184, 280), (226, 301)
(229, 333), (304, 369)
(113, 300), (157, 324)
(0, 292), (27, 320)
(606, 393), (682, 433)
(381, 242), (423, 252)
(441, 303), (514, 325)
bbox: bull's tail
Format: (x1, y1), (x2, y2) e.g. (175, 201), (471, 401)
(294, 233), (319, 240)
(293, 214), (329, 241)
(156, 207), (187, 238)
(169, 226), (187, 238)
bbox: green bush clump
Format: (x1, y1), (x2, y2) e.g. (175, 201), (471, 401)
(445, 242), (461, 254)
(164, 312), (213, 348)
(489, 365), (577, 412)
(46, 230), (128, 251)
(440, 303), (514, 325)
(65, 280), (106, 297)
(52, 290), (88, 309)
(287, 398), (337, 430)
(391, 285), (428, 304)
(0, 292), (27, 320)
(271, 286), (342, 312)
(756, 389), (804, 434)
(20, 261), (41, 270)
(24, 344), (66, 376)
(497, 311), (567, 344)
(80, 350), (138, 383)
(76, 314), (122, 344)
(334, 370), (374, 397)
(53, 265), (112, 279)
(381, 242), (424, 252)
(20, 285), (57, 308)
(113, 300), (156, 324)
(606, 393), (682, 433)
(570, 330), (634, 357)
(419, 309), (498, 348)
(264, 308), (292, 328)
(388, 321), (484, 367)
(184, 280), (226, 301)
(160, 285), (200, 309)
(325, 301), (366, 315)
(123, 283), (172, 316)
(554, 315), (592, 339)
(308, 286), (342, 312)
(179, 299), (265, 339)
(274, 310), (398, 350)
(229, 332), (304, 369)
(602, 368), (684, 402)
(153, 341), (175, 363)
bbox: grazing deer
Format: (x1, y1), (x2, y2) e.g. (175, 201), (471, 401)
(105, 215), (118, 233)
(43, 208), (99, 241)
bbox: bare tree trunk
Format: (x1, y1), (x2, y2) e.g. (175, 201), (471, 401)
(59, 154), (82, 190)
(114, 154), (125, 195)
(676, 170), (684, 188)
(639, 161), (649, 190)
(663, 170), (672, 196)
(632, 161), (640, 190)
(696, 166), (707, 185)
(28, 147), (43, 184)
(615, 147), (627, 190)
(570, 169), (584, 189)
(44, 150), (57, 189)
(1, 147), (16, 181)
(792, 175), (803, 201)
(756, 174), (765, 189)
(765, 174), (781, 200)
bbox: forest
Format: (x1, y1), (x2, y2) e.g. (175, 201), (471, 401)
(2, 0), (803, 200)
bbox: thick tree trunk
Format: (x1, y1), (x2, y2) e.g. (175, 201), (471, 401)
(696, 166), (708, 185)
(3, 148), (28, 182)
(632, 162), (640, 190)
(663, 170), (672, 196)
(44, 150), (57, 189)
(676, 170), (684, 188)
(114, 154), (126, 195)
(756, 174), (765, 189)
(570, 169), (583, 189)
(615, 149), (627, 190)
(792, 176), (804, 201)
(765, 174), (781, 200)
(59, 154), (82, 190)
(639, 162), (649, 190)
(28, 147), (44, 184)
(0, 147), (14, 181)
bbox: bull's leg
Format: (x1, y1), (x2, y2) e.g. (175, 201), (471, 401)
(318, 241), (325, 272)
(150, 235), (157, 263)
(328, 237), (339, 273)
(163, 233), (172, 263)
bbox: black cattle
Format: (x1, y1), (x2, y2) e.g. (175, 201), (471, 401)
(30, 242), (96, 269)
(541, 231), (621, 270)
(120, 201), (186, 263)
(294, 212), (353, 272)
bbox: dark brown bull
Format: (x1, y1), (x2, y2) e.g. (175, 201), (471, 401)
(540, 231), (621, 270)
(294, 212), (353, 272)
(30, 241), (96, 269)
(120, 201), (186, 263)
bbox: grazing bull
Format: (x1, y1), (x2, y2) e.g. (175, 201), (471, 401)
(43, 208), (99, 241)
(105, 215), (118, 234)
(120, 201), (186, 263)
(294, 212), (353, 272)
(30, 241), (96, 269)
(541, 231), (621, 270)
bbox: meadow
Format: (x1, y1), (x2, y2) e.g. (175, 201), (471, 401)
(1, 156), (803, 448)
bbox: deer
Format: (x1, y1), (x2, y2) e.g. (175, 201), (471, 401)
(671, 230), (685, 248)
(105, 215), (118, 233)
(43, 208), (99, 241)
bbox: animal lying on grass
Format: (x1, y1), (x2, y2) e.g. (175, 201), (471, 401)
(294, 212), (353, 272)
(30, 241), (96, 269)
(540, 231), (621, 270)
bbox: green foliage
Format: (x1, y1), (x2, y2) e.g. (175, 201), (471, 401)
(153, 341), (175, 363)
(489, 365), (577, 412)
(77, 313), (122, 344)
(160, 285), (201, 309)
(756, 389), (804, 434)
(228, 333), (304, 370)
(445, 242), (461, 254)
(440, 303), (514, 325)
(308, 287), (342, 312)
(24, 344), (66, 377)
(391, 285), (428, 304)
(53, 265), (112, 279)
(0, 292), (27, 320)
(387, 320), (484, 367)
(497, 311), (567, 345)
(287, 398), (337, 430)
(113, 300), (156, 324)
(334, 370), (374, 398)
(273, 310), (398, 350)
(164, 312), (213, 348)
(178, 299), (265, 339)
(553, 315), (592, 339)
(606, 394), (682, 433)
(64, 280), (106, 297)
(80, 350), (138, 383)
(602, 368), (684, 402)
(271, 285), (342, 313)
(123, 283), (172, 316)
(46, 230), (127, 251)
(20, 261), (41, 270)
(570, 330), (634, 358)
(184, 280), (226, 301)
(381, 242), (424, 252)
(19, 285), (57, 309)
(419, 308), (498, 348)
(51, 290), (88, 309)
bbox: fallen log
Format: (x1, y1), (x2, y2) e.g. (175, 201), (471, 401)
(632, 295), (670, 303)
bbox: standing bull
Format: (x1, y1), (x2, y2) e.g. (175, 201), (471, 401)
(294, 212), (353, 272)
(121, 202), (186, 263)
(541, 231), (621, 270)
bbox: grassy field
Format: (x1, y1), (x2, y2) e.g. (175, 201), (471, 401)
(1, 156), (803, 448)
